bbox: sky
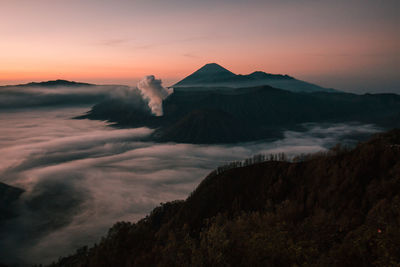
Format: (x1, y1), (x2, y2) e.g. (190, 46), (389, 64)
(0, 0), (399, 93)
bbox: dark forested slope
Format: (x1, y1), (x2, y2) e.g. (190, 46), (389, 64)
(52, 129), (400, 267)
(0, 182), (24, 222)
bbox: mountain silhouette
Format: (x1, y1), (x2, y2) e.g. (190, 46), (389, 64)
(173, 63), (335, 93)
(22, 80), (93, 87)
(1, 79), (94, 88)
(174, 63), (242, 85)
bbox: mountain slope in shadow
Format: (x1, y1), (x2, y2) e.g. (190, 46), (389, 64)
(51, 129), (400, 267)
(153, 109), (261, 144)
(81, 86), (400, 144)
(0, 182), (24, 223)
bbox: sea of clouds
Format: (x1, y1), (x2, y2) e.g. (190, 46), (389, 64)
(0, 83), (382, 265)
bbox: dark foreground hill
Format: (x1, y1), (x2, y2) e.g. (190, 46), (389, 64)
(0, 183), (24, 267)
(0, 182), (24, 223)
(51, 129), (400, 267)
(81, 86), (400, 144)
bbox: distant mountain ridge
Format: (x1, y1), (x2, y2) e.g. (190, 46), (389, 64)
(173, 63), (336, 93)
(0, 80), (121, 109)
(1, 79), (93, 88)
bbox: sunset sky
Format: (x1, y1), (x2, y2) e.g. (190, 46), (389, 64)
(1, 0), (399, 92)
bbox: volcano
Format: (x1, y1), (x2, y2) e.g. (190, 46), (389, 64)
(173, 63), (336, 93)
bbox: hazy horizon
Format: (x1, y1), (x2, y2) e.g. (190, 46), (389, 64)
(1, 61), (399, 94)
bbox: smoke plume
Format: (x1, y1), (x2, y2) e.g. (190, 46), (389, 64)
(137, 75), (173, 116)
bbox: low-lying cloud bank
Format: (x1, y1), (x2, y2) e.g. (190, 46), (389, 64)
(0, 108), (381, 265)
(0, 85), (115, 109)
(0, 76), (171, 114)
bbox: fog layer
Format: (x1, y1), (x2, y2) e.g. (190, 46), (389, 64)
(0, 107), (380, 265)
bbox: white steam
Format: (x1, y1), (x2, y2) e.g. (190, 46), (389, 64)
(137, 75), (173, 116)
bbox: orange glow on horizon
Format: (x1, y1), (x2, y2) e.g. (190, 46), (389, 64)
(0, 1), (398, 92)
